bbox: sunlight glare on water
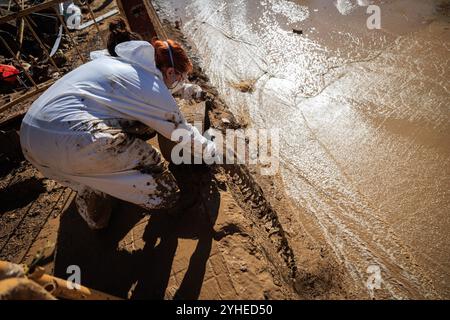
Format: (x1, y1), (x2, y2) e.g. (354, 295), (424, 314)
(156, 0), (450, 298)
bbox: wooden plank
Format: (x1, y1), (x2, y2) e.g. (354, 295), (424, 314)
(142, 0), (168, 39)
(0, 0), (62, 24)
(115, 0), (157, 42)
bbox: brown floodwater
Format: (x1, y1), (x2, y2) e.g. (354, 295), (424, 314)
(156, 0), (450, 298)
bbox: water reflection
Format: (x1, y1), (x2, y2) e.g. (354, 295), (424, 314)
(156, 0), (450, 298)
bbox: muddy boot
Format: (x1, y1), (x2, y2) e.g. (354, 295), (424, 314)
(75, 188), (115, 230)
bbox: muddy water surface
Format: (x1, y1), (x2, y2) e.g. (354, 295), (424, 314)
(156, 0), (450, 298)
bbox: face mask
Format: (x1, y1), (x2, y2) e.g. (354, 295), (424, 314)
(164, 41), (185, 94)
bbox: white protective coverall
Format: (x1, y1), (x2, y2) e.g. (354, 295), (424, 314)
(20, 41), (215, 226)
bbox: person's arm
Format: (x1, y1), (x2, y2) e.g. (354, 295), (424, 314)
(99, 69), (215, 158)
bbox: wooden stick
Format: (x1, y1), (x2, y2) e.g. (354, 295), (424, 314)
(15, 0), (24, 59)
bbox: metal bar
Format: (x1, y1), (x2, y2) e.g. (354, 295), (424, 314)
(0, 35), (38, 89)
(0, 0), (62, 24)
(52, 7), (86, 64)
(81, 0), (107, 47)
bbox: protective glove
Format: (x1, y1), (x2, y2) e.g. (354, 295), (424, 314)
(175, 83), (204, 101)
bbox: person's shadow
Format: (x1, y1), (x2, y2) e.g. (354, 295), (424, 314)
(53, 164), (221, 300)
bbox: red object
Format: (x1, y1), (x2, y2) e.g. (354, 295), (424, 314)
(0, 64), (20, 84)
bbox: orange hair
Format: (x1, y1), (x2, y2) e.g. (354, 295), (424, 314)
(151, 38), (193, 74)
